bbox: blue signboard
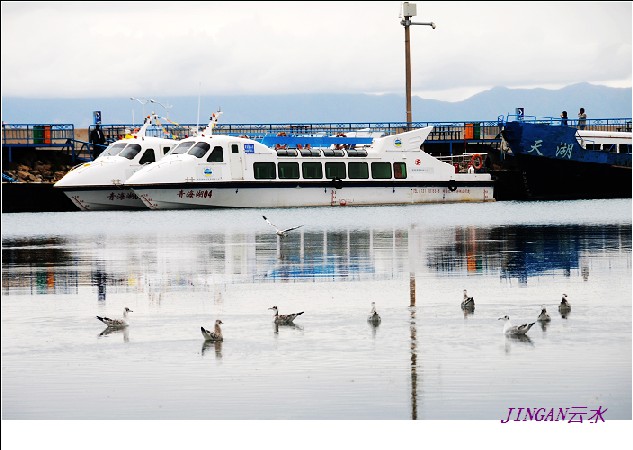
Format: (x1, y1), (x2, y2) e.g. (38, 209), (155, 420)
(515, 107), (524, 121)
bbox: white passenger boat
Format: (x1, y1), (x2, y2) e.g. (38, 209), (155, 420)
(54, 114), (180, 210)
(125, 119), (495, 209)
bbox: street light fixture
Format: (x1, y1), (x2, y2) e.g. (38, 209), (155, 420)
(150, 99), (173, 118)
(129, 97), (149, 126)
(400, 2), (435, 129)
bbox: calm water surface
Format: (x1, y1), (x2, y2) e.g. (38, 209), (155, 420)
(2, 199), (631, 421)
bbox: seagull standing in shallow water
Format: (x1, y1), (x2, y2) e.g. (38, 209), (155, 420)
(263, 216), (303, 238)
(368, 302), (381, 324)
(559, 294), (571, 312)
(269, 306), (304, 325)
(201, 320), (224, 341)
(537, 307), (551, 322)
(96, 307), (133, 328)
(498, 315), (535, 336)
(461, 290), (475, 310)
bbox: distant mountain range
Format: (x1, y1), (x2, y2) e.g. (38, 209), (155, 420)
(2, 82), (631, 128)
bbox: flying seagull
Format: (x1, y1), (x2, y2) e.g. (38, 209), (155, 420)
(263, 215), (303, 238)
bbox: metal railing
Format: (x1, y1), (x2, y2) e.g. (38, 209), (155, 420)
(2, 123), (75, 147)
(4, 117), (630, 164)
(501, 115), (631, 132)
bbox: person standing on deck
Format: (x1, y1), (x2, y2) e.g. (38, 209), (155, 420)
(578, 108), (587, 130)
(560, 111), (568, 126)
(90, 124), (107, 159)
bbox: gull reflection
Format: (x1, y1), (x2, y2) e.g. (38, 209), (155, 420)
(368, 319), (380, 338)
(539, 320), (550, 332)
(273, 322), (304, 335)
(504, 333), (534, 353)
(98, 326), (129, 343)
(201, 340), (223, 359)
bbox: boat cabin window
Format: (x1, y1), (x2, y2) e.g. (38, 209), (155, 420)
(602, 144), (617, 153)
(253, 162), (276, 179)
(325, 162), (346, 180)
(120, 144), (142, 160)
(171, 141), (195, 154)
(371, 162), (392, 179)
(348, 162), (369, 179)
(188, 142), (211, 158)
(619, 144), (632, 153)
(393, 162), (407, 179)
(278, 162), (300, 179)
(232, 144), (239, 154)
(302, 162), (323, 179)
(101, 142), (127, 157)
(162, 146), (171, 155)
(207, 146), (224, 162)
(139, 148), (155, 164)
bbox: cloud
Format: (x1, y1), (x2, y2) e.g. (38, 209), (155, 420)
(1, 1), (630, 101)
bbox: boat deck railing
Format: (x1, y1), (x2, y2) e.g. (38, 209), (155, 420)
(503, 115), (632, 132)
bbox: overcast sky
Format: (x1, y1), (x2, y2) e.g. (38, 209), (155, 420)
(1, 1), (631, 103)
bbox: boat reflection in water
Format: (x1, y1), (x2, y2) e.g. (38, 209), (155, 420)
(2, 224), (628, 295)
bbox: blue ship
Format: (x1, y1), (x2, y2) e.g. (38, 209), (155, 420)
(500, 120), (631, 199)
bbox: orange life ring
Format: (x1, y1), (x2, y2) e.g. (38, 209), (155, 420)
(471, 154), (483, 170)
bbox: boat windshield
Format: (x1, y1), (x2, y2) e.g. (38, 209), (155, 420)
(171, 141), (196, 155)
(99, 142), (127, 158)
(119, 144), (142, 160)
(187, 142), (211, 158)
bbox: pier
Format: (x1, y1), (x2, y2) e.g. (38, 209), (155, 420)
(2, 117), (631, 212)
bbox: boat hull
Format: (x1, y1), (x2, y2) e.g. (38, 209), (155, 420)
(512, 154), (631, 200)
(57, 187), (146, 211)
(133, 181), (495, 209)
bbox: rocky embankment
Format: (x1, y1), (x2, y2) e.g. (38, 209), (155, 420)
(2, 151), (79, 212)
(3, 153), (76, 183)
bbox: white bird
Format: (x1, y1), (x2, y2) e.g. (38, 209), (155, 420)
(201, 319), (224, 341)
(269, 306), (304, 325)
(96, 307), (133, 328)
(537, 307), (551, 322)
(263, 215), (303, 238)
(559, 294), (571, 312)
(368, 302), (381, 324)
(498, 315), (535, 336)
(461, 289), (475, 309)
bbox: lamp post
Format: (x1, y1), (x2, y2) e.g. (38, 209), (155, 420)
(130, 97), (149, 126)
(150, 99), (173, 118)
(400, 2), (435, 129)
